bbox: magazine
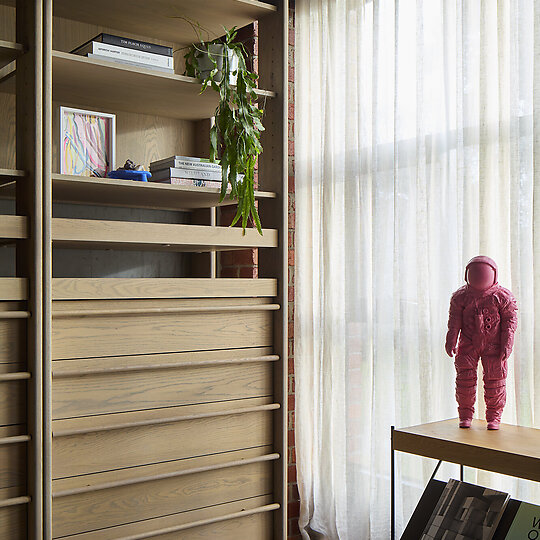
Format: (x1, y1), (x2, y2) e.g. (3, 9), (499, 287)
(420, 479), (510, 540)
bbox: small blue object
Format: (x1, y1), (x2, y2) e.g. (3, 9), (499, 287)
(107, 169), (152, 182)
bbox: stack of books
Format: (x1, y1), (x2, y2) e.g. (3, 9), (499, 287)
(149, 156), (233, 188)
(71, 33), (174, 74)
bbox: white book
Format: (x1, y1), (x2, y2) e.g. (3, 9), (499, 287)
(87, 54), (174, 74)
(150, 159), (222, 172)
(151, 177), (223, 188)
(151, 167), (223, 182)
(81, 41), (174, 69)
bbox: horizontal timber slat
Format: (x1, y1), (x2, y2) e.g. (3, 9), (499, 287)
(53, 407), (274, 478)
(54, 403), (280, 436)
(118, 505), (277, 540)
(0, 380), (26, 426)
(52, 277), (278, 299)
(52, 303), (280, 318)
(0, 216), (27, 240)
(0, 504), (26, 540)
(0, 373), (30, 381)
(54, 453), (279, 498)
(0, 496), (30, 509)
(0, 435), (30, 446)
(53, 361), (274, 418)
(51, 218), (278, 251)
(52, 446), (273, 494)
(52, 308), (273, 359)
(52, 460), (274, 537)
(0, 312), (30, 319)
(52, 351), (279, 377)
(0, 279), (27, 301)
(0, 318), (26, 364)
(55, 495), (274, 540)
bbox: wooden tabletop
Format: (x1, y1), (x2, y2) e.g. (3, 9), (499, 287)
(393, 418), (540, 482)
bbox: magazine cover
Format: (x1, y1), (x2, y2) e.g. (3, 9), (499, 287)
(501, 501), (540, 539)
(420, 478), (510, 540)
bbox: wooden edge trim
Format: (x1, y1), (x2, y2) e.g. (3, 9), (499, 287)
(118, 503), (281, 540)
(0, 435), (31, 446)
(52, 304), (280, 318)
(51, 277), (277, 300)
(53, 403), (281, 437)
(0, 496), (31, 509)
(53, 453), (280, 498)
(0, 168), (26, 178)
(0, 372), (31, 382)
(0, 311), (31, 319)
(393, 431), (540, 482)
(52, 354), (280, 378)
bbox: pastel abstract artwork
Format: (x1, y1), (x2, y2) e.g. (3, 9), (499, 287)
(60, 107), (115, 177)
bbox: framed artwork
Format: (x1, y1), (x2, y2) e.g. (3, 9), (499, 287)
(60, 106), (115, 177)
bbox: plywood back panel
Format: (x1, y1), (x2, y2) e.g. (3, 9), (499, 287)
(52, 461), (273, 537)
(53, 361), (273, 419)
(53, 409), (274, 478)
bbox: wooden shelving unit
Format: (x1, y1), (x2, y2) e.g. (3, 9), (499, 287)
(0, 0), (287, 538)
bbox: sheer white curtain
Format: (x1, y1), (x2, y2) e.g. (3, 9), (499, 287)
(294, 1), (540, 538)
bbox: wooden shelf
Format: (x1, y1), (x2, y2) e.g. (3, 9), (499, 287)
(0, 168), (25, 190)
(51, 277), (277, 300)
(51, 0), (276, 45)
(0, 278), (27, 301)
(0, 215), (27, 240)
(393, 418), (540, 482)
(52, 217), (278, 251)
(0, 40), (23, 70)
(56, 174), (276, 210)
(1, 173), (277, 209)
(0, 51), (275, 120)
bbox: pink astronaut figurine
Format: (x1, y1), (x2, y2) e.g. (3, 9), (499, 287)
(445, 256), (518, 430)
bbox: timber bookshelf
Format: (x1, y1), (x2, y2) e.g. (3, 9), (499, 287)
(0, 0), (288, 539)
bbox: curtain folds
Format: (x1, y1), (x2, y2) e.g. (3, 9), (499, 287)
(294, 1), (540, 538)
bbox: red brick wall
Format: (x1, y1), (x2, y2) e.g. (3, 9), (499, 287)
(287, 7), (299, 540)
(217, 9), (299, 539)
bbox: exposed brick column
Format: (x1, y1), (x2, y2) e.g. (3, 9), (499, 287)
(287, 7), (299, 540)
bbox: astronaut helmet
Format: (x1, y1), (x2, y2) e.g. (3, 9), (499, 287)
(465, 256), (498, 291)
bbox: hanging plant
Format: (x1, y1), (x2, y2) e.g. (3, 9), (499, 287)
(183, 25), (265, 235)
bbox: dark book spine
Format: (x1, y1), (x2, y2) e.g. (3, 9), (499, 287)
(100, 33), (173, 57)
